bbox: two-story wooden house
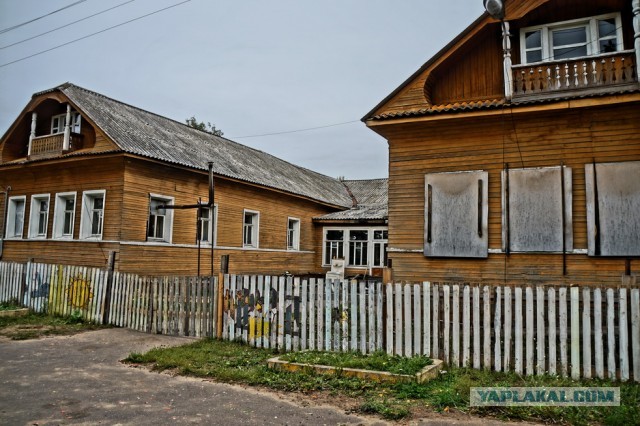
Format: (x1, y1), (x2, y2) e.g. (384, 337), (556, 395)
(0, 83), (388, 276)
(364, 0), (640, 286)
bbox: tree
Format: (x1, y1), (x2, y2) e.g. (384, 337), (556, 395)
(185, 116), (224, 136)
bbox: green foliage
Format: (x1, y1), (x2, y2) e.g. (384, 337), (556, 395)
(0, 298), (22, 311)
(185, 116), (224, 136)
(359, 398), (410, 420)
(280, 350), (432, 375)
(0, 311), (104, 340)
(126, 340), (640, 425)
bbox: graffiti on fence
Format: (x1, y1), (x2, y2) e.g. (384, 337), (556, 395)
(223, 283), (301, 339)
(67, 274), (94, 310)
(25, 270), (50, 306)
(48, 266), (94, 314)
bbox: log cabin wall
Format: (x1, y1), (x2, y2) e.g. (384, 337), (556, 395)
(377, 100), (640, 285)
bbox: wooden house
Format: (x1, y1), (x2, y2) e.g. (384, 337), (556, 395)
(363, 0), (640, 286)
(0, 83), (387, 276)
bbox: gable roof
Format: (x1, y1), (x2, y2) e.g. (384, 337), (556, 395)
(34, 83), (353, 208)
(362, 0), (568, 122)
(315, 178), (388, 221)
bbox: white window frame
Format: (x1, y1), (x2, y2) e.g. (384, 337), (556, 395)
(198, 204), (218, 245)
(147, 194), (174, 243)
(322, 226), (388, 268)
(28, 194), (50, 239)
(520, 13), (623, 64)
(287, 217), (300, 251)
(372, 229), (389, 267)
(51, 112), (81, 134)
(242, 209), (260, 248)
(323, 228), (345, 266)
(5, 196), (26, 239)
(52, 192), (77, 239)
(79, 190), (106, 240)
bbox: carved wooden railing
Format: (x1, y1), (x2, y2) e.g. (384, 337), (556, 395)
(30, 133), (82, 158)
(512, 50), (638, 99)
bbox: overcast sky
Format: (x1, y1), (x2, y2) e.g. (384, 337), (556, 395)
(0, 0), (485, 179)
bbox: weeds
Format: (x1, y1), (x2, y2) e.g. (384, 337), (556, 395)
(126, 339), (640, 424)
(0, 311), (104, 340)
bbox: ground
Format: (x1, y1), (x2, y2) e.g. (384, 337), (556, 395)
(0, 328), (526, 425)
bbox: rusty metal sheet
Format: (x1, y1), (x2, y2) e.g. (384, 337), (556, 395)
(585, 161), (640, 256)
(424, 170), (488, 258)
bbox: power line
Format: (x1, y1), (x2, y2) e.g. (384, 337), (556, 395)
(232, 120), (360, 139)
(1, 0), (137, 50)
(0, 0), (191, 69)
(0, 0), (89, 34)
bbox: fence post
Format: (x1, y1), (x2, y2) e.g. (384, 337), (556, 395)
(101, 251), (116, 324)
(20, 258), (33, 308)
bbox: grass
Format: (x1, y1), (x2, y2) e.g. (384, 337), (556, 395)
(0, 299), (23, 311)
(0, 307), (106, 340)
(125, 339), (640, 424)
(279, 350), (432, 375)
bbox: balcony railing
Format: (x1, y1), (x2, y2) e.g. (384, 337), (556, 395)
(512, 50), (638, 100)
(29, 133), (82, 159)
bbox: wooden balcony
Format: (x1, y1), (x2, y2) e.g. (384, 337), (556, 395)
(29, 133), (82, 160)
(512, 50), (638, 101)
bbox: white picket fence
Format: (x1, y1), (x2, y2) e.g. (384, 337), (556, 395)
(1, 261), (639, 382)
(0, 261), (217, 337)
(222, 275), (639, 382)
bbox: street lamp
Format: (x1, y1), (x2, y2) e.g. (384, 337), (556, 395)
(484, 0), (505, 20)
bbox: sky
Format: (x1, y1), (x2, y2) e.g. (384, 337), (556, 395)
(0, 0), (486, 180)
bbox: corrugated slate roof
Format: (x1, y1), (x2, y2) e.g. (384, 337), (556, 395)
(52, 83), (353, 208)
(342, 178), (387, 206)
(315, 178), (388, 221)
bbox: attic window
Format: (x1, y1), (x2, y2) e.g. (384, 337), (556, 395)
(51, 112), (81, 134)
(520, 13), (622, 64)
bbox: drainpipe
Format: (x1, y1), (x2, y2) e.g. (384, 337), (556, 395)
(27, 112), (36, 157)
(63, 104), (71, 151)
(633, 0), (640, 75)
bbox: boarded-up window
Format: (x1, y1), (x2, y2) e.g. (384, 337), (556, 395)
(585, 161), (640, 256)
(424, 170), (488, 258)
(502, 166), (572, 252)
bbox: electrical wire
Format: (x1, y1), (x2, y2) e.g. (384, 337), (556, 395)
(231, 120), (359, 139)
(0, 0), (88, 34)
(0, 0), (137, 50)
(0, 0), (191, 69)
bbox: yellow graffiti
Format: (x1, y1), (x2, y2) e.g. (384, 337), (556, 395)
(67, 274), (94, 310)
(249, 318), (271, 339)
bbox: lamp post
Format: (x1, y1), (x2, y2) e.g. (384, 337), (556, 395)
(484, 0), (513, 100)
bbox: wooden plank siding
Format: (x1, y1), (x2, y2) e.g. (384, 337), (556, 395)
(379, 102), (640, 284)
(0, 154), (340, 275)
(0, 156), (125, 268)
(119, 158), (336, 275)
(368, 0), (632, 119)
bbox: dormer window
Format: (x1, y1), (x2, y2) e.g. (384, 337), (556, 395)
(51, 112), (81, 134)
(520, 13), (622, 64)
